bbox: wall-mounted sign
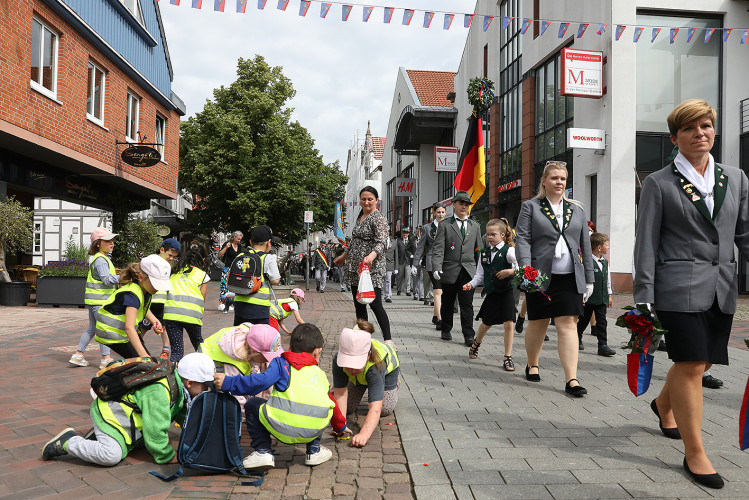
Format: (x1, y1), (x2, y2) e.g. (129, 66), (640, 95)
(434, 146), (459, 172)
(395, 178), (416, 197)
(157, 226), (171, 237)
(567, 128), (606, 149)
(121, 145), (161, 167)
(560, 48), (604, 98)
(498, 179), (521, 193)
(304, 210), (314, 223)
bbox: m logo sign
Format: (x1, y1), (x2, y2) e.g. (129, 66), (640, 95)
(560, 48), (604, 98)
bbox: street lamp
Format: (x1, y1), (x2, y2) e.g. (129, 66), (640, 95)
(301, 192), (317, 291)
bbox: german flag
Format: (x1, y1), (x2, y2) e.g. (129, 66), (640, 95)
(453, 112), (486, 211)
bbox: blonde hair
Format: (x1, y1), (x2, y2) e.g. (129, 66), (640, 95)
(534, 162), (583, 208)
(119, 263), (141, 286)
(486, 218), (514, 247)
(667, 99), (717, 137)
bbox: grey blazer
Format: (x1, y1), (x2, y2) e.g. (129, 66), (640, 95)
(515, 198), (594, 293)
(385, 240), (399, 273)
(431, 216), (483, 284)
(412, 221), (439, 271)
(634, 163), (749, 314)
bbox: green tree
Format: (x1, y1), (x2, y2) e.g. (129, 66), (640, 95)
(179, 55), (347, 244)
(111, 216), (163, 268)
(0, 197), (33, 283)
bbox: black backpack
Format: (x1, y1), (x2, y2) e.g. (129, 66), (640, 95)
(149, 389), (263, 484)
(91, 358), (180, 408)
(227, 251), (265, 295)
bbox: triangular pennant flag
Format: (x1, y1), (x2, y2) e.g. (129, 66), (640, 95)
(615, 24), (626, 41)
(723, 28), (732, 42)
(521, 18), (532, 35)
(597, 23), (607, 35)
(558, 22), (570, 38)
(192, 0), (203, 8)
(651, 27), (661, 43)
(705, 28), (715, 43)
(362, 6), (373, 22)
(465, 14), (474, 28)
(214, 0), (225, 12)
(502, 16), (511, 30)
(403, 9), (414, 26)
(577, 23), (589, 38)
(483, 16), (493, 32)
(236, 0), (246, 13)
(276, 0), (288, 11)
(540, 20), (551, 36)
(170, 0), (181, 5)
(384, 7), (393, 23)
(633, 27), (644, 43)
(320, 2), (330, 18)
(257, 0), (266, 9)
(423, 12), (434, 28)
(687, 27), (697, 42)
(669, 28), (678, 44)
(298, 0), (310, 16)
(443, 14), (454, 30)
(741, 29), (749, 45)
(341, 4), (351, 21)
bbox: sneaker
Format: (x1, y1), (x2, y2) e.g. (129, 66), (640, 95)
(82, 427), (97, 441)
(99, 358), (114, 370)
(229, 306), (234, 311)
(68, 354), (89, 367)
(242, 451), (275, 471)
(579, 340), (584, 350)
(218, 303), (225, 311)
(597, 345), (616, 356)
(515, 317), (525, 333)
(41, 428), (76, 460)
(305, 445), (332, 466)
(385, 298), (392, 303)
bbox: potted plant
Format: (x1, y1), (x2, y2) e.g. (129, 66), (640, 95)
(36, 237), (89, 307)
(0, 196), (33, 306)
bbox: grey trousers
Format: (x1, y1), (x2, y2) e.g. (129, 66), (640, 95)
(315, 268), (327, 291)
(77, 306), (110, 355)
(346, 382), (399, 417)
(66, 420), (124, 466)
(384, 271), (393, 299)
(397, 263), (410, 293)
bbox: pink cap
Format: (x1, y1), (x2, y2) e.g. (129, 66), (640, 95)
(247, 324), (284, 362)
(337, 328), (372, 370)
(290, 288), (305, 300)
(91, 227), (118, 242)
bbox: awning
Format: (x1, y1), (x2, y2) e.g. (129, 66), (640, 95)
(393, 105), (457, 154)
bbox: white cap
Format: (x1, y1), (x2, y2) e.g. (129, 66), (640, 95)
(177, 352), (215, 383)
(140, 254), (172, 291)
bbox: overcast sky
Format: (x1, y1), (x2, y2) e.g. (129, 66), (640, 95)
(159, 1), (476, 169)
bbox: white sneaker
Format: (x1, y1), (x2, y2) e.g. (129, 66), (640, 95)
(305, 446), (332, 466)
(69, 354), (89, 367)
(242, 451), (275, 471)
(218, 303), (225, 311)
(229, 306), (234, 311)
(99, 358), (114, 370)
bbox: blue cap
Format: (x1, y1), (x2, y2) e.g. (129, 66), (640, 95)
(161, 238), (181, 252)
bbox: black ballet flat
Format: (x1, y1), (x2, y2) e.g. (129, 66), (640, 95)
(564, 379), (587, 397)
(650, 399), (681, 439)
(683, 457), (724, 489)
(525, 365), (541, 382)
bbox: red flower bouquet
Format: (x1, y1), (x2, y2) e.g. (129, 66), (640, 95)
(513, 266), (550, 300)
(616, 305), (667, 396)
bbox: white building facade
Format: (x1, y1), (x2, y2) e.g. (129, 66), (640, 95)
(344, 123), (384, 235)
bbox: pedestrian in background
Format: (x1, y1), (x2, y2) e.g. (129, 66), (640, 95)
(384, 233), (398, 303)
(395, 229), (410, 296)
(313, 241), (329, 293)
(576, 232), (616, 357)
(409, 228), (422, 301)
(412, 202), (446, 326)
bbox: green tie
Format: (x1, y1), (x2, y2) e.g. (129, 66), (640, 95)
(460, 220), (466, 239)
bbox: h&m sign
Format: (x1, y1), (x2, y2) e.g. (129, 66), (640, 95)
(395, 178), (416, 197)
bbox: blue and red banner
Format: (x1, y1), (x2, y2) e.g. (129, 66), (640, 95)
(257, 0), (266, 9)
(705, 28), (715, 43)
(384, 7), (393, 23)
(577, 23), (588, 38)
(341, 4), (352, 21)
(277, 0), (288, 11)
(170, 0), (180, 5)
(669, 28), (678, 44)
(742, 29), (749, 45)
(558, 22), (570, 38)
(540, 20), (551, 36)
(687, 27), (697, 42)
(596, 23), (606, 35)
(502, 16), (511, 30)
(651, 27), (660, 43)
(633, 27), (644, 43)
(362, 6), (373, 22)
(423, 12), (433, 28)
(627, 352), (654, 397)
(464, 14), (472, 28)
(299, 0), (310, 16)
(723, 28), (733, 42)
(615, 24), (626, 41)
(214, 0), (225, 12)
(443, 14), (454, 30)
(236, 0), (246, 13)
(402, 9), (413, 25)
(521, 18), (532, 35)
(320, 2), (330, 18)
(483, 16), (493, 33)
(192, 0), (203, 8)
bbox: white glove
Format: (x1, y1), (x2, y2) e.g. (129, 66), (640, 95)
(393, 269), (398, 275)
(411, 265), (419, 276)
(433, 271), (442, 280)
(583, 283), (594, 302)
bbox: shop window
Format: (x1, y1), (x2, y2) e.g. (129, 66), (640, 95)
(33, 223), (42, 254)
(86, 61), (106, 124)
(30, 17), (58, 99)
(126, 91), (140, 141)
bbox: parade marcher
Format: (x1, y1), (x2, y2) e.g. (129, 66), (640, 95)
(233, 226), (281, 327)
(384, 234), (399, 303)
(408, 228), (422, 300)
(313, 241), (329, 293)
(70, 227), (118, 369)
(412, 202), (447, 325)
(576, 232), (616, 356)
(162, 243), (209, 362)
(395, 229), (410, 296)
(515, 161), (594, 397)
(217, 231), (244, 312)
(634, 99), (749, 489)
(269, 288), (306, 334)
(431, 191), (483, 346)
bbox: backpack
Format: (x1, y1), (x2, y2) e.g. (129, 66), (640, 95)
(91, 357), (180, 408)
(149, 390), (263, 484)
(226, 251), (265, 295)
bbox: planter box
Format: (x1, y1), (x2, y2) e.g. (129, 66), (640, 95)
(0, 281), (32, 306)
(36, 276), (86, 307)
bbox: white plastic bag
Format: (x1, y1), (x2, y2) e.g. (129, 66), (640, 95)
(356, 262), (376, 305)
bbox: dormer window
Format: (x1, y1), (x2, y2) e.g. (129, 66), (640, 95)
(120, 0), (145, 24)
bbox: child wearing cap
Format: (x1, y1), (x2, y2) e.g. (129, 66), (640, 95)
(41, 352), (215, 465)
(332, 321), (400, 448)
(69, 227), (120, 369)
(214, 324), (348, 471)
(94, 255), (173, 359)
(233, 225), (281, 327)
(269, 288), (306, 335)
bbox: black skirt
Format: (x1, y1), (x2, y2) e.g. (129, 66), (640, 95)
(656, 297), (733, 365)
(476, 287), (516, 326)
(526, 273), (583, 320)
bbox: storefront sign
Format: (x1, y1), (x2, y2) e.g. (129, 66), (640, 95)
(121, 145), (161, 167)
(498, 179), (521, 193)
(434, 146), (459, 172)
(567, 128), (606, 149)
(395, 178), (416, 197)
(560, 48), (604, 98)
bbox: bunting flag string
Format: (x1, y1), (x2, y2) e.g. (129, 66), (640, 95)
(723, 28), (733, 42)
(257, 0), (266, 9)
(362, 5), (372, 22)
(423, 11), (433, 29)
(443, 13), (454, 31)
(615, 24), (626, 41)
(341, 4), (351, 20)
(521, 17), (532, 35)
(299, 0), (310, 16)
(687, 27), (697, 43)
(705, 28), (715, 43)
(742, 29), (749, 45)
(502, 16), (511, 30)
(540, 20), (551, 36)
(596, 23), (606, 35)
(170, 0), (181, 5)
(192, 0), (202, 8)
(383, 6), (392, 23)
(577, 23), (589, 38)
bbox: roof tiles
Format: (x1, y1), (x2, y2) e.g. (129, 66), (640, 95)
(405, 69), (456, 107)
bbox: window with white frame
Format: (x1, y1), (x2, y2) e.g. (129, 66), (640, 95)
(33, 223), (42, 254)
(155, 114), (166, 159)
(120, 0), (145, 24)
(86, 61), (105, 123)
(126, 92), (140, 141)
(30, 17), (58, 98)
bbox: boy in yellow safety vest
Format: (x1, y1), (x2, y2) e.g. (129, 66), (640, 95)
(214, 324), (349, 471)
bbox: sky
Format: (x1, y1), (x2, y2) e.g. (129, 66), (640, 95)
(158, 0), (477, 170)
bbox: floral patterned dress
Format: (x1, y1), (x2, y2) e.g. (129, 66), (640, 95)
(344, 210), (388, 289)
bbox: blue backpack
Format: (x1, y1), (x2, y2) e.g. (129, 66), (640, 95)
(150, 390), (262, 484)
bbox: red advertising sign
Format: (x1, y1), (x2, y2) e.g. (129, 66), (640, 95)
(560, 48), (604, 98)
(498, 179), (521, 193)
(395, 178), (416, 197)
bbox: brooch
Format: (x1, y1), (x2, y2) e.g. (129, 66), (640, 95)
(686, 188), (692, 194)
(719, 182), (723, 187)
(692, 194), (701, 202)
(451, 242), (455, 250)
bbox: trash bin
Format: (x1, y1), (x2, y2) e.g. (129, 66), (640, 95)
(0, 281), (32, 306)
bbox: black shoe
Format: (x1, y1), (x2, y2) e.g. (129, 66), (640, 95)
(432, 315), (438, 325)
(702, 374), (723, 389)
(598, 345), (616, 357)
(42, 428), (76, 460)
(565, 379), (587, 397)
(83, 427), (97, 441)
(579, 340), (584, 350)
(424, 299), (430, 305)
(463, 336), (475, 347)
(683, 457), (724, 489)
(525, 365), (541, 382)
(320, 290), (325, 293)
(430, 301), (434, 306)
(397, 291), (401, 296)
(435, 320), (442, 330)
(544, 334), (550, 341)
(406, 292), (411, 296)
(385, 298), (392, 303)
(316, 286), (320, 292)
(454, 306), (458, 313)
(413, 296), (418, 300)
(550, 318), (555, 326)
(441, 331), (452, 341)
(650, 399), (681, 439)
(515, 317), (525, 333)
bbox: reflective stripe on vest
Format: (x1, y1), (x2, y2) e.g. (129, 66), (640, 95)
(94, 283), (151, 344)
(259, 365), (334, 444)
(85, 253), (117, 306)
(96, 377), (172, 445)
(270, 298), (295, 321)
(349, 339), (400, 386)
(151, 290), (168, 305)
(234, 251), (271, 306)
(198, 328), (251, 375)
(163, 268), (206, 325)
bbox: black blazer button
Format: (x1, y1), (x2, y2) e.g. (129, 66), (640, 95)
(712, 260), (719, 266)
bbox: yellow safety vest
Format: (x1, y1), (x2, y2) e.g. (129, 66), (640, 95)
(151, 290), (168, 305)
(198, 328), (251, 375)
(95, 283), (152, 344)
(163, 267), (206, 326)
(234, 250), (271, 307)
(270, 298), (296, 321)
(84, 253), (117, 306)
(347, 340), (400, 386)
(259, 364), (334, 444)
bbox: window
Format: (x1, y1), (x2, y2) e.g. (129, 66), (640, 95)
(498, 0), (523, 193)
(30, 18), (58, 98)
(33, 222), (42, 254)
(120, 0), (145, 24)
(86, 61), (105, 123)
(126, 92), (140, 141)
(155, 115), (166, 159)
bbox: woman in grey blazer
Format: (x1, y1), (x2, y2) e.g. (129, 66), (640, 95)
(515, 162), (594, 397)
(634, 99), (749, 489)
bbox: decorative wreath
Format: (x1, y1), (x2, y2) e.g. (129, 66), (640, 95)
(467, 77), (496, 112)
